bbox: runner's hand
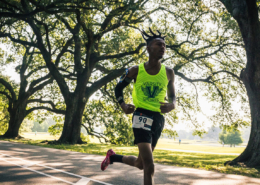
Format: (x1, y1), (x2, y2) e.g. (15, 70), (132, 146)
(120, 102), (135, 114)
(160, 102), (175, 113)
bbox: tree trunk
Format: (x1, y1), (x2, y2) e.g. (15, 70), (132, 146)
(228, 68), (260, 167)
(3, 103), (27, 138)
(58, 93), (87, 144)
(220, 0), (260, 168)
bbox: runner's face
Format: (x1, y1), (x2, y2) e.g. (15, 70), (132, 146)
(148, 39), (166, 59)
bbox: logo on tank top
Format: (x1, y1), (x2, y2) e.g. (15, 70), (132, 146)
(141, 82), (163, 102)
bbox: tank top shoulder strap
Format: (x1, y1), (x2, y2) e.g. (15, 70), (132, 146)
(136, 63), (144, 82)
(138, 63), (144, 73)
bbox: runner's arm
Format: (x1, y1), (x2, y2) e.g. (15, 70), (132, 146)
(115, 66), (138, 105)
(114, 66), (138, 114)
(115, 69), (132, 105)
(160, 68), (176, 113)
(167, 69), (176, 105)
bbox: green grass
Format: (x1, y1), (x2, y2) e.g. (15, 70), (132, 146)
(1, 136), (259, 179)
(156, 139), (245, 154)
(21, 133), (245, 154)
(20, 132), (60, 140)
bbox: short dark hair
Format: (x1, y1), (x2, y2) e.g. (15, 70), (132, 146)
(141, 28), (166, 45)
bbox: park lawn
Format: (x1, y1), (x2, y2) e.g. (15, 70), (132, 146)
(1, 138), (259, 178)
(156, 139), (245, 154)
(20, 132), (60, 140)
(21, 133), (245, 154)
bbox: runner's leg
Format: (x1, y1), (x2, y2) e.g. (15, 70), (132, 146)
(122, 144), (155, 170)
(122, 153), (143, 170)
(138, 142), (154, 185)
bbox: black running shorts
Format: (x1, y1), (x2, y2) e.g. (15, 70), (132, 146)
(132, 108), (165, 147)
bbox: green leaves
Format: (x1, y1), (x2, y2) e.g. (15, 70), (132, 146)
(219, 128), (243, 146)
(48, 123), (63, 136)
(0, 94), (9, 135)
(0, 0), (251, 143)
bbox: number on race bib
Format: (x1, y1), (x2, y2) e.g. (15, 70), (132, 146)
(132, 113), (153, 131)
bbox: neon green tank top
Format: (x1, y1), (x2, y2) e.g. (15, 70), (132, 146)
(132, 63), (168, 112)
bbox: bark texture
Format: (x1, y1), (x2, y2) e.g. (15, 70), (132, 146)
(3, 102), (27, 138)
(58, 88), (88, 144)
(220, 0), (260, 167)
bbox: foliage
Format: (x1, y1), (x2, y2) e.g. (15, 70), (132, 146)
(157, 0), (248, 133)
(0, 0), (251, 143)
(0, 41), (63, 137)
(0, 74), (16, 135)
(226, 130), (243, 147)
(162, 129), (178, 139)
(0, 93), (9, 135)
(219, 129), (243, 147)
(88, 0), (250, 139)
(0, 0), (158, 142)
(80, 133), (90, 143)
(219, 129), (227, 145)
(83, 97), (134, 145)
(48, 123), (63, 136)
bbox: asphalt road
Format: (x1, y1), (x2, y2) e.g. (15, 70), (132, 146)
(0, 140), (260, 185)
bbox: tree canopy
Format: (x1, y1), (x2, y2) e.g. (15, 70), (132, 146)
(0, 0), (251, 147)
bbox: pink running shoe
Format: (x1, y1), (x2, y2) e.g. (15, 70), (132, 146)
(101, 149), (115, 171)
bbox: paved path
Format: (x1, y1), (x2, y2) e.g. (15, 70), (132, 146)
(0, 141), (259, 185)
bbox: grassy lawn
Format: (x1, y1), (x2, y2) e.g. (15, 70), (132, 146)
(20, 132), (60, 140)
(21, 133), (245, 154)
(1, 135), (259, 178)
(156, 139), (245, 154)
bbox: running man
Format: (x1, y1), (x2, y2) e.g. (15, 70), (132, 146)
(101, 28), (176, 185)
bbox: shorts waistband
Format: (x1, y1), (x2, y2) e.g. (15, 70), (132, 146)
(135, 108), (161, 117)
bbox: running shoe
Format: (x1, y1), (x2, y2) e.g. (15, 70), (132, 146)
(101, 149), (115, 171)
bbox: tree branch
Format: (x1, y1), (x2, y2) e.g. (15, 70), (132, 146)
(27, 99), (59, 110)
(55, 37), (74, 65)
(87, 68), (125, 97)
(81, 123), (108, 143)
(27, 74), (51, 92)
(26, 106), (65, 115)
(174, 71), (212, 83)
(0, 78), (16, 101)
(0, 91), (12, 101)
(0, 32), (37, 47)
(97, 43), (145, 61)
(25, 19), (70, 100)
(30, 78), (54, 95)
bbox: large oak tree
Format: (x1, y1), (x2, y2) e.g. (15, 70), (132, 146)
(0, 0), (155, 143)
(216, 0), (260, 167)
(0, 43), (64, 138)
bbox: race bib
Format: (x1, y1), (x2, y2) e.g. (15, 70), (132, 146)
(132, 112), (153, 131)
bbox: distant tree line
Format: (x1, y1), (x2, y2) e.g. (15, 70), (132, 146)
(219, 129), (243, 147)
(172, 126), (249, 147)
